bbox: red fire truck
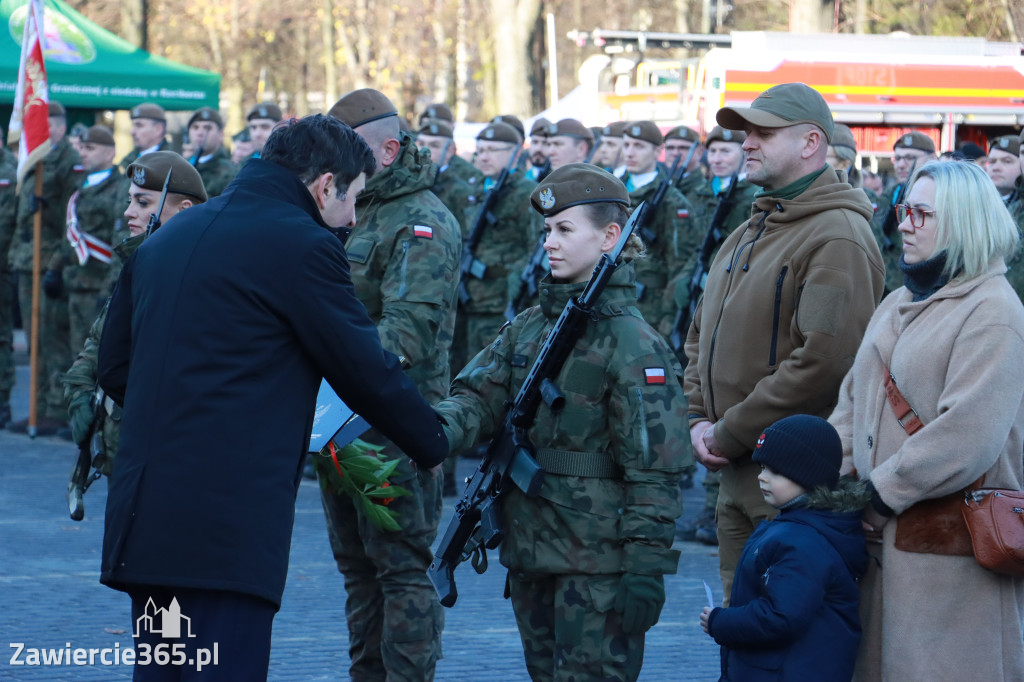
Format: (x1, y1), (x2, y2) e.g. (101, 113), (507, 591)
(569, 29), (1024, 158)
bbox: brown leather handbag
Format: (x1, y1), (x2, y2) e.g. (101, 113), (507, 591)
(883, 363), (1024, 572)
(962, 488), (1024, 576)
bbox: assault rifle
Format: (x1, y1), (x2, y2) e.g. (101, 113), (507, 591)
(636, 153), (682, 247)
(429, 201), (648, 607)
(505, 235), (548, 320)
(670, 169), (740, 352)
(144, 169), (172, 238)
(66, 388), (108, 521)
(459, 144), (523, 306)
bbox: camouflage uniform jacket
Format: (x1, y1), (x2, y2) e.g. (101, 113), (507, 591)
(346, 137), (461, 407)
(194, 147), (238, 198)
(61, 233), (144, 474)
(10, 138), (84, 272)
(430, 167), (473, 234)
(870, 182), (905, 294)
(118, 139), (171, 172)
(624, 168), (698, 335)
(462, 171), (542, 315)
(447, 154), (483, 188)
(1003, 175), (1024, 302)
(674, 170), (706, 222)
(0, 147), (17, 267)
(55, 169), (131, 291)
(437, 264), (691, 576)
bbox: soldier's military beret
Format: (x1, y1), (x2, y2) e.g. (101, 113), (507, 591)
(48, 101), (65, 117)
(718, 82), (834, 143)
(893, 131), (935, 154)
(80, 125), (115, 147)
(130, 103), (166, 122)
(664, 125), (700, 144)
(492, 115), (524, 138)
(547, 118), (594, 142)
(247, 102), (282, 122)
(127, 151), (208, 203)
(601, 121), (629, 138)
(990, 135), (1020, 157)
(705, 126), (746, 146)
(530, 163), (629, 216)
(421, 103), (454, 123)
(419, 119), (454, 139)
(831, 123), (857, 153)
(623, 120), (664, 147)
(329, 89), (398, 129)
(477, 122), (521, 145)
(188, 107), (224, 130)
(529, 117), (552, 138)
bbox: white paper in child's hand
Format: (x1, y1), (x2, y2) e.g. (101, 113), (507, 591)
(703, 580), (714, 608)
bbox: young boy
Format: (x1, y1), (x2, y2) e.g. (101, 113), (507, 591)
(699, 414), (870, 682)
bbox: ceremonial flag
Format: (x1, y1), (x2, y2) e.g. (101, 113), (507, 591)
(9, 0), (49, 188)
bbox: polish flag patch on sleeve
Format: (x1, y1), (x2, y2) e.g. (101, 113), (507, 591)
(644, 367), (666, 384)
(677, 208), (689, 219)
(413, 225), (434, 239)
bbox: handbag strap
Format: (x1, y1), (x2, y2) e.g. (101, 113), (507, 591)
(881, 361), (924, 435)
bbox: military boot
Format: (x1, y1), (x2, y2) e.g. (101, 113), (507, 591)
(0, 402), (10, 429)
(694, 509), (719, 546)
(676, 505), (716, 542)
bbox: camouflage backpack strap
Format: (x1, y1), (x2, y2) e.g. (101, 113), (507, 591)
(534, 448), (619, 478)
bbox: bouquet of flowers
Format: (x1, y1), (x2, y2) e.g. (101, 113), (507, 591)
(313, 438), (408, 531)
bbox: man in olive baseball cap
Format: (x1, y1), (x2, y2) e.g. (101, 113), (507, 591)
(717, 82), (835, 143)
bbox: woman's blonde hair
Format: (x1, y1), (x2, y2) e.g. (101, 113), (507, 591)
(907, 161), (1020, 281)
(582, 203), (646, 261)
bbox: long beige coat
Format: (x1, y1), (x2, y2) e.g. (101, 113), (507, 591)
(830, 260), (1024, 681)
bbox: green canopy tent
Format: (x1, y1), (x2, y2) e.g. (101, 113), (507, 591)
(0, 0), (219, 112)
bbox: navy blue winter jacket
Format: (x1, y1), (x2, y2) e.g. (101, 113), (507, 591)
(707, 503), (867, 682)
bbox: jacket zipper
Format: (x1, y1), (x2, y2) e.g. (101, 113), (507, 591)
(707, 213), (765, 419)
(397, 240), (411, 298)
(769, 266), (788, 366)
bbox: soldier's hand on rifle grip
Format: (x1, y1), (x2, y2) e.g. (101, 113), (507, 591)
(68, 394), (95, 445)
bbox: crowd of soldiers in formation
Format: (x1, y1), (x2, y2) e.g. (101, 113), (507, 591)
(1, 87), (1024, 681)
(3, 96), (1024, 511)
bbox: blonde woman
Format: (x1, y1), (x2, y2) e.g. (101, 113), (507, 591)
(829, 160), (1024, 681)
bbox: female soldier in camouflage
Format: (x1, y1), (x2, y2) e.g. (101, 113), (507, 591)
(436, 163), (692, 682)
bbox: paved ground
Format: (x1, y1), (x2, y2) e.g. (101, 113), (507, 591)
(0, 333), (724, 680)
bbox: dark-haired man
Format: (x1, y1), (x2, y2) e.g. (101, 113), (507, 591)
(97, 115), (449, 679)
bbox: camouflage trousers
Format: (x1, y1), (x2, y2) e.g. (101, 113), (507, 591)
(318, 436), (445, 682)
(507, 572), (646, 682)
(17, 271), (71, 418)
(0, 268), (13, 403)
(67, 290), (104, 359)
(717, 459), (777, 605)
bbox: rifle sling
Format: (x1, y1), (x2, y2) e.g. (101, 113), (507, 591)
(535, 447), (619, 479)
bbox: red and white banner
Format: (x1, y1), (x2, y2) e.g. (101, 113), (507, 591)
(66, 191), (113, 265)
(9, 0), (49, 187)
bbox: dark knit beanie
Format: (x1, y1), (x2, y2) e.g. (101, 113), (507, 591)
(752, 415), (842, 491)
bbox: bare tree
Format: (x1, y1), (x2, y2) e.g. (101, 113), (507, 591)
(490, 0), (543, 118)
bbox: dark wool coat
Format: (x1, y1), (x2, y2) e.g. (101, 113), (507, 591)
(97, 159), (448, 607)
